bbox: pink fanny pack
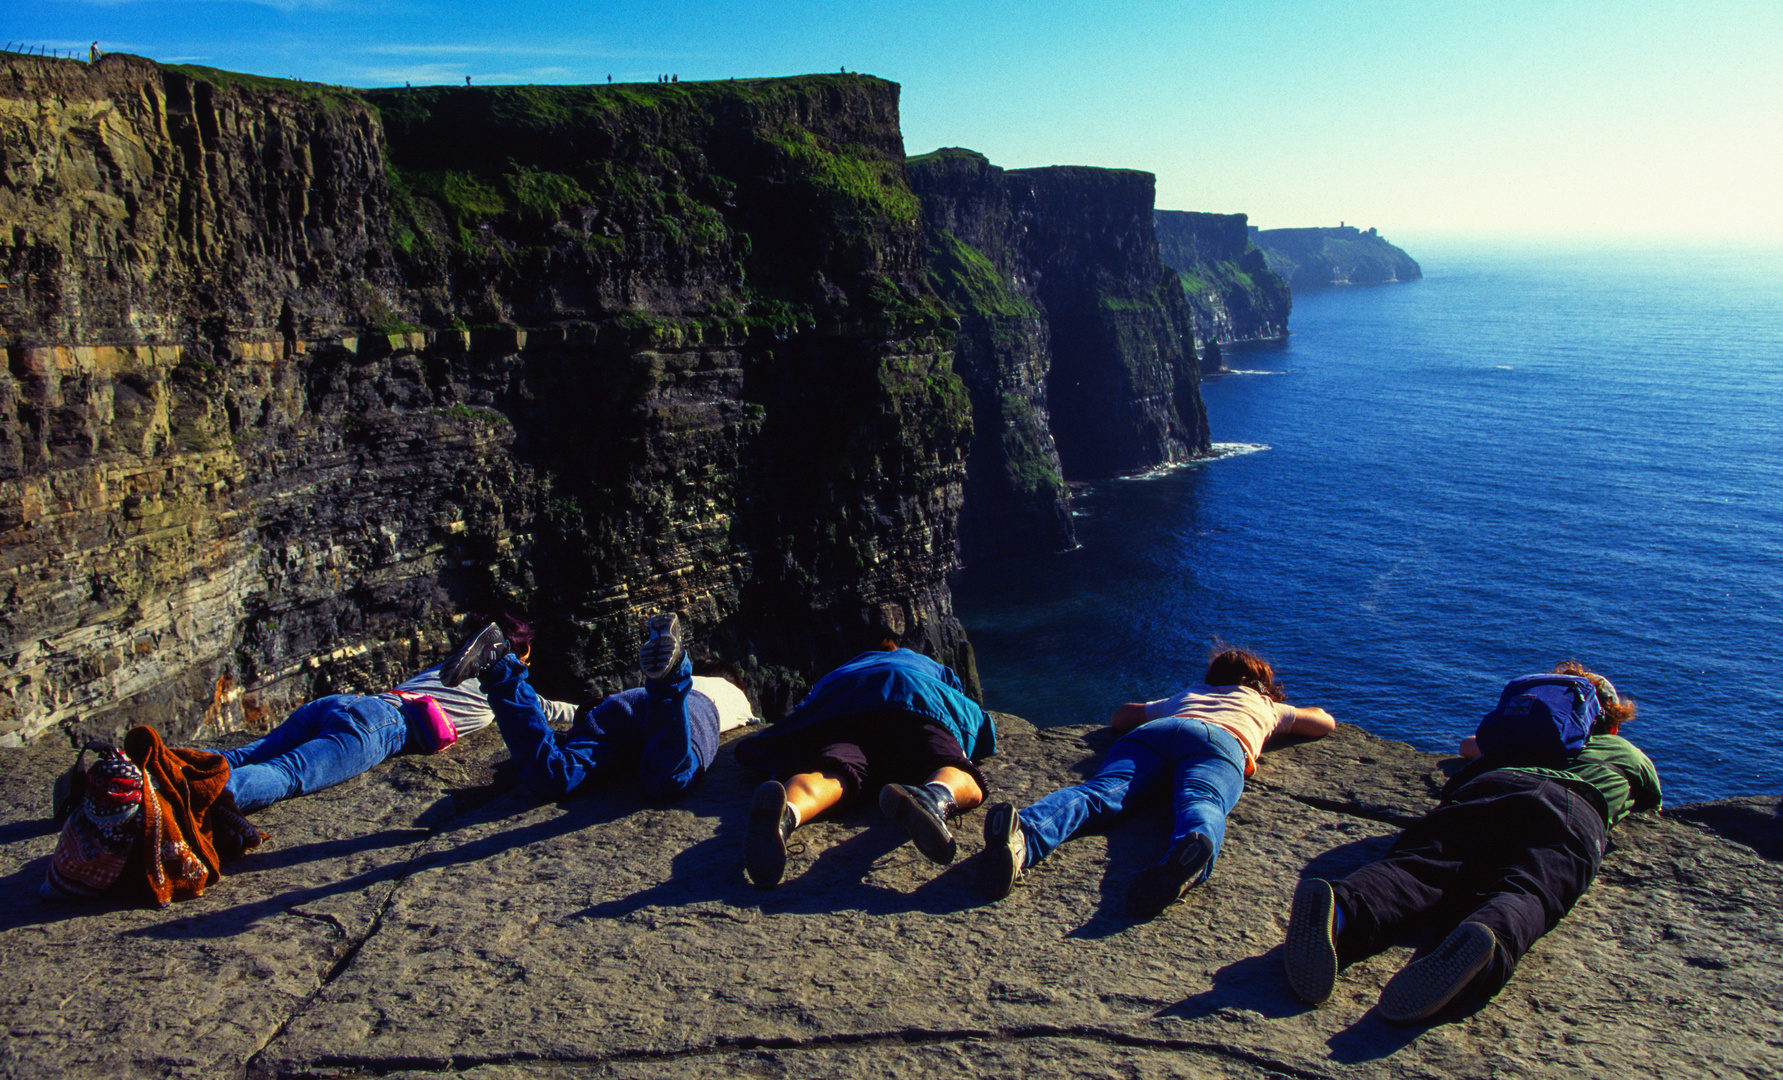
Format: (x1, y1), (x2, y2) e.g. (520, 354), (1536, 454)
(395, 692), (457, 753)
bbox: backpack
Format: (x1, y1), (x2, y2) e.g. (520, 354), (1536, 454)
(1473, 674), (1599, 760)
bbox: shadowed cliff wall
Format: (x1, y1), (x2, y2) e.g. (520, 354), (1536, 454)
(0, 53), (974, 743)
(1153, 209), (1291, 353)
(908, 150), (1211, 562)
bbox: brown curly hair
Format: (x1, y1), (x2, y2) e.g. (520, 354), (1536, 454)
(1205, 647), (1286, 702)
(1552, 660), (1636, 732)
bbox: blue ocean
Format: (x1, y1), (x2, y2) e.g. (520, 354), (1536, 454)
(952, 242), (1783, 805)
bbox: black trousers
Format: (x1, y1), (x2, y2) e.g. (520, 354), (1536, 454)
(1330, 769), (1607, 995)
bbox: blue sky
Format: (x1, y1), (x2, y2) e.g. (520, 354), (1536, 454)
(11, 0), (1780, 244)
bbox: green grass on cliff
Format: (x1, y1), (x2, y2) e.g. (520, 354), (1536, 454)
(161, 63), (366, 115)
(923, 231), (1037, 319)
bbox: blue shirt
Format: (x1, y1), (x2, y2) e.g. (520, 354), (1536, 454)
(774, 649), (997, 759)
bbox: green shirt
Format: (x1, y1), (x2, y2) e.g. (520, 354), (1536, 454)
(1504, 734), (1663, 827)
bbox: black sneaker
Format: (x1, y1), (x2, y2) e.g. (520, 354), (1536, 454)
(878, 783), (958, 865)
(745, 780), (796, 889)
(439, 622), (510, 688)
(1126, 832), (1214, 918)
(1377, 921), (1497, 1025)
(638, 612), (683, 681)
(981, 802), (1027, 899)
(1285, 878), (1340, 1005)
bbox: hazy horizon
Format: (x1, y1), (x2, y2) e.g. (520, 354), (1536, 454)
(11, 0), (1779, 246)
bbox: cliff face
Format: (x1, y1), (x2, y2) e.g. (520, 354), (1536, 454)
(0, 54), (975, 744)
(907, 151), (1212, 561)
(1007, 167), (1208, 481)
(1253, 225), (1422, 289)
(1153, 210), (1291, 353)
(905, 150), (1071, 563)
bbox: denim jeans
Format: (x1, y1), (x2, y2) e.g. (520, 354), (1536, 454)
(485, 651), (715, 801)
(1017, 717), (1247, 878)
(221, 694), (413, 812)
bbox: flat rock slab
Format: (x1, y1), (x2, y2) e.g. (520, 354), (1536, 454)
(1, 721), (1777, 1079)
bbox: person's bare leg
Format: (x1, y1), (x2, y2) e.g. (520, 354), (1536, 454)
(785, 770), (848, 823)
(928, 766), (983, 811)
(747, 770), (848, 889)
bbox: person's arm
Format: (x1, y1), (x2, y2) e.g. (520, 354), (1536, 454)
(1110, 703), (1149, 732)
(1289, 706), (1336, 738)
(1457, 735), (1482, 759)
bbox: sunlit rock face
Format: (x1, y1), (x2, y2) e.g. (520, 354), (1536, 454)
(1, 54), (977, 744)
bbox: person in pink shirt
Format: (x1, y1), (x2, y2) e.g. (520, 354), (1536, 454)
(980, 647), (1335, 917)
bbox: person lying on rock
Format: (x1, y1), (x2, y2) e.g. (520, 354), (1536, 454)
(212, 612), (577, 812)
(1283, 661), (1662, 1025)
(734, 630), (998, 888)
(438, 612), (755, 801)
(978, 646), (1335, 917)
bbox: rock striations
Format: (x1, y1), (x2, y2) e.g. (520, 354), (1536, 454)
(1, 54), (975, 741)
(1253, 225), (1423, 290)
(1, 57), (1226, 746)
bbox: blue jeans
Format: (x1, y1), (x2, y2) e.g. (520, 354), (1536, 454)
(1016, 717), (1247, 878)
(221, 694), (413, 812)
(485, 652), (715, 801)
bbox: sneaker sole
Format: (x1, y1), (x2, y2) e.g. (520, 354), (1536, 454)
(1285, 879), (1339, 1005)
(1377, 921), (1497, 1025)
(441, 624), (505, 688)
(878, 784), (957, 865)
(1126, 833), (1213, 918)
(638, 613), (683, 681)
(745, 782), (788, 889)
(981, 802), (1022, 899)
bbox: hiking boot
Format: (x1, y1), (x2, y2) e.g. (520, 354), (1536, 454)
(878, 783), (958, 865)
(1125, 832), (1214, 918)
(1377, 921), (1497, 1025)
(1285, 878), (1340, 1005)
(981, 802), (1027, 899)
(439, 622), (510, 688)
(638, 612), (683, 681)
(745, 781), (797, 889)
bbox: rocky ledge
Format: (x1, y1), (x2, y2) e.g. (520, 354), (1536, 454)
(1, 719), (1775, 1079)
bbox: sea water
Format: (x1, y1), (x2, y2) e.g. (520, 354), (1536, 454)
(951, 241), (1783, 804)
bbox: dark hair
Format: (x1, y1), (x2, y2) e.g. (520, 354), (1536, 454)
(1551, 660), (1635, 732)
(1204, 647), (1285, 702)
(469, 611), (533, 654)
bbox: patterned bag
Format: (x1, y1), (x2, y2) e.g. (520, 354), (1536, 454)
(42, 743), (145, 900)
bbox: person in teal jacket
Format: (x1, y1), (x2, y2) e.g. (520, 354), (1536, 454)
(734, 635), (997, 888)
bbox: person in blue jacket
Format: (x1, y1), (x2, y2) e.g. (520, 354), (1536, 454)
(734, 632), (997, 888)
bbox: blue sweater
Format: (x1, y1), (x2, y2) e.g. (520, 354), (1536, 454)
(767, 649), (997, 759)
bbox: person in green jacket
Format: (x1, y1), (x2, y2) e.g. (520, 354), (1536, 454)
(1284, 661), (1662, 1024)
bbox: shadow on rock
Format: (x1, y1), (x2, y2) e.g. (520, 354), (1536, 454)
(121, 790), (637, 941)
(1669, 797), (1783, 862)
(1158, 946), (1306, 1021)
(1324, 1013), (1423, 1065)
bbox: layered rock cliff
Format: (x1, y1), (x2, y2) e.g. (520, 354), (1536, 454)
(1153, 209), (1291, 353)
(907, 149), (1210, 561)
(0, 53), (976, 743)
(1253, 224), (1422, 289)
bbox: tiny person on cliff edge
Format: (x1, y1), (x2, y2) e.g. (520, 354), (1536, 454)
(733, 625), (998, 889)
(1283, 661), (1662, 1024)
(978, 645), (1335, 917)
